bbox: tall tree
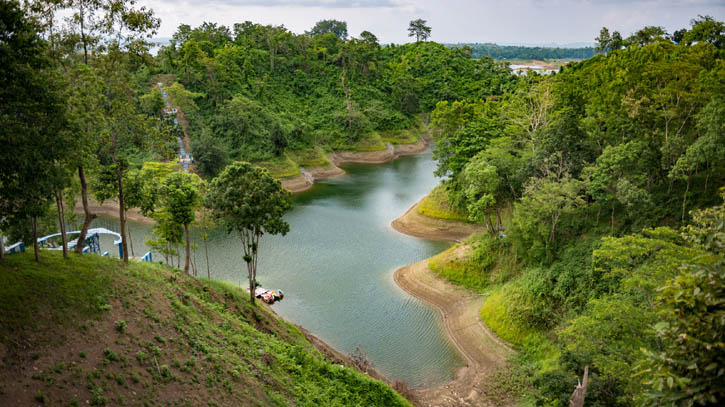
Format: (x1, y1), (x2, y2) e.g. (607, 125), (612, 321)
(307, 19), (348, 39)
(0, 0), (68, 262)
(160, 172), (202, 274)
(208, 162), (292, 304)
(408, 19), (432, 42)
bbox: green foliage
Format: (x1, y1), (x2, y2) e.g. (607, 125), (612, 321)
(255, 153), (300, 178)
(417, 184), (468, 221)
(511, 172), (584, 261)
(408, 19), (432, 42)
(307, 20), (348, 39)
(635, 195), (725, 406)
(208, 162), (293, 303)
(155, 22), (509, 164)
(190, 134), (229, 178)
(428, 241), (494, 291)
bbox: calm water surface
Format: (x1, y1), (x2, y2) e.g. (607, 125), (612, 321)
(96, 150), (464, 388)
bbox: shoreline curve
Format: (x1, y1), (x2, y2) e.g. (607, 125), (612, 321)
(283, 136), (430, 193)
(394, 255), (514, 406)
(391, 201), (487, 242)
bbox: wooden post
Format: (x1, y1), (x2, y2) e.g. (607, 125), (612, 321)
(569, 366), (588, 407)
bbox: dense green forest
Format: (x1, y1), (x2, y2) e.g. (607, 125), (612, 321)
(430, 17), (725, 406)
(446, 43), (595, 60)
(153, 21), (511, 177)
(2, 0), (724, 404)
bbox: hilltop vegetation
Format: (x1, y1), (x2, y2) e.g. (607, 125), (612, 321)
(153, 21), (511, 176)
(0, 253), (411, 406)
(428, 17), (725, 406)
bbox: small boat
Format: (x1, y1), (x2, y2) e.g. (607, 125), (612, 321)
(254, 287), (285, 304)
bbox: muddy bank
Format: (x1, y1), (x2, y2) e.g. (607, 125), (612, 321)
(395, 253), (513, 407)
(391, 201), (487, 242)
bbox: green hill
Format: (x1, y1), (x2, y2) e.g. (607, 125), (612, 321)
(0, 252), (411, 407)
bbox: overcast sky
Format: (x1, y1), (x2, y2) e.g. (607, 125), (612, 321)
(139, 0), (725, 45)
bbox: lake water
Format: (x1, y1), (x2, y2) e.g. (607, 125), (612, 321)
(94, 150), (464, 388)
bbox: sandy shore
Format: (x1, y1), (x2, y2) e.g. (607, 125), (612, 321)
(395, 252), (513, 407)
(391, 201), (487, 242)
(74, 198), (155, 224)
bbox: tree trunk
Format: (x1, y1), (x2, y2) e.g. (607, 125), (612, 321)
(192, 232), (198, 277)
(487, 216), (496, 237)
(204, 236), (210, 279)
(550, 214), (559, 244)
(495, 208), (502, 231)
(116, 164), (128, 263)
(569, 366), (589, 407)
(55, 193), (68, 258)
(610, 200), (616, 232)
(33, 216), (39, 262)
(248, 261), (255, 305)
(183, 223), (190, 274)
(75, 166), (96, 253)
(596, 205), (601, 225)
(681, 175), (691, 223)
(79, 4), (89, 64)
(126, 211), (134, 257)
(0, 233), (4, 260)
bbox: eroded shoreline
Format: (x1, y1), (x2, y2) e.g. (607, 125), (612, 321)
(282, 136), (430, 193)
(391, 205), (514, 406)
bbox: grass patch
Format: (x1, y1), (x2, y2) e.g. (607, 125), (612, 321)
(287, 147), (331, 167)
(428, 244), (489, 291)
(381, 119), (426, 145)
(339, 132), (387, 152)
(0, 253), (116, 345)
(380, 129), (419, 145)
(480, 284), (559, 372)
(254, 152), (300, 178)
(417, 184), (468, 221)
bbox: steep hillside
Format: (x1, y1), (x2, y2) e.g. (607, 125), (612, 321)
(0, 253), (411, 407)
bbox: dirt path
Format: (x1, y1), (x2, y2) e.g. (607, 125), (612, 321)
(392, 201), (487, 242)
(395, 254), (514, 407)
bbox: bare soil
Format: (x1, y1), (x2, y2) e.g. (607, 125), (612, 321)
(392, 202), (487, 242)
(395, 253), (514, 407)
(74, 198), (154, 224)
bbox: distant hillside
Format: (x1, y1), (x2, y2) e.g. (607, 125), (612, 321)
(446, 43), (596, 60)
(0, 253), (411, 407)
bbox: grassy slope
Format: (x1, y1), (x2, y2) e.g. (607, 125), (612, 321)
(0, 252), (411, 407)
(255, 153), (301, 178)
(416, 185), (469, 222)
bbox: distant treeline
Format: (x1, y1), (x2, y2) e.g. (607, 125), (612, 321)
(446, 43), (596, 60)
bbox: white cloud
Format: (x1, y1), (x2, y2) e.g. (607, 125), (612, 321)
(139, 0), (725, 44)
